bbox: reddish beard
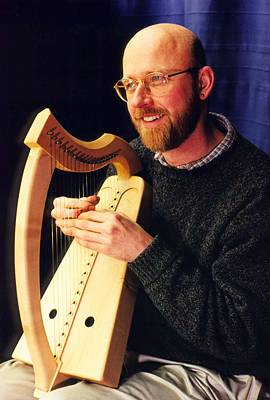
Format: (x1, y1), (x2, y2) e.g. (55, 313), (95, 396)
(131, 91), (201, 153)
(132, 108), (173, 152)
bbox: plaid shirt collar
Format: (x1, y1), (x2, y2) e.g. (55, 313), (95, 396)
(154, 113), (237, 170)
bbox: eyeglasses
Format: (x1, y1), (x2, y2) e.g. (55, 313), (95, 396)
(113, 67), (201, 102)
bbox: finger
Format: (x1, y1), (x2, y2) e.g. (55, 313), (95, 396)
(84, 195), (100, 205)
(58, 222), (105, 245)
(52, 196), (99, 220)
(51, 207), (83, 219)
(55, 218), (75, 228)
(53, 196), (99, 210)
(55, 217), (96, 231)
(78, 209), (111, 222)
(57, 217), (107, 237)
(56, 224), (75, 237)
(75, 238), (106, 253)
(54, 219), (74, 236)
(74, 228), (102, 243)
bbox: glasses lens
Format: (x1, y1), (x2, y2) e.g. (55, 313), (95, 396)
(145, 72), (168, 97)
(147, 72), (167, 87)
(114, 73), (169, 102)
(114, 80), (128, 102)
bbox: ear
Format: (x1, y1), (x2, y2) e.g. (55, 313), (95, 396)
(197, 66), (215, 100)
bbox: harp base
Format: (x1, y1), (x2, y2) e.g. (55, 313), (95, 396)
(33, 371), (70, 399)
(34, 389), (45, 399)
(13, 174), (151, 396)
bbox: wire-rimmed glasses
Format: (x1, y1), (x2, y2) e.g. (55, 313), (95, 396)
(113, 67), (201, 102)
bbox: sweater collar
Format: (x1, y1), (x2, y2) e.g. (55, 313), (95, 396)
(154, 113), (237, 171)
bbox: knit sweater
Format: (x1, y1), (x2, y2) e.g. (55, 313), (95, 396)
(126, 119), (270, 383)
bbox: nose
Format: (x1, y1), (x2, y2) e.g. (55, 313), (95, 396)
(128, 82), (153, 108)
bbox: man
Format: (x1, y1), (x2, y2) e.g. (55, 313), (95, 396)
(1, 23), (270, 399)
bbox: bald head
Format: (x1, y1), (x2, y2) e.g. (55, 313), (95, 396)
(123, 23), (206, 75)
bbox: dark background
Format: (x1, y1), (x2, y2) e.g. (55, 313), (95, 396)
(0, 0), (269, 360)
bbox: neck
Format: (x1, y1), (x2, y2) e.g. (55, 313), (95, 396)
(162, 113), (224, 167)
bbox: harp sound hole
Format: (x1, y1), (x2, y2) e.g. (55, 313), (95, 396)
(49, 309), (57, 319)
(85, 316), (95, 327)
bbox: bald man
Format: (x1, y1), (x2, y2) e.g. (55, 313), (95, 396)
(1, 23), (270, 400)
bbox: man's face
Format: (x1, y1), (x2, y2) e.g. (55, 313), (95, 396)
(130, 81), (202, 152)
(123, 32), (202, 152)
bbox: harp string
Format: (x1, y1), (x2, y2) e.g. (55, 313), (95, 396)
(49, 135), (57, 356)
(48, 139), (114, 359)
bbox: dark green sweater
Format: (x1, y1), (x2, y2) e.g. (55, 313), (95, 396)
(127, 128), (270, 383)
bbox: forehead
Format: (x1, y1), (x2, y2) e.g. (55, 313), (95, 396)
(123, 29), (192, 77)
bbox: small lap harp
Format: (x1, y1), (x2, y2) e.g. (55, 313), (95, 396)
(12, 108), (151, 398)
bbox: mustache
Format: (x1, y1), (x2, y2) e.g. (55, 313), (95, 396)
(134, 108), (169, 120)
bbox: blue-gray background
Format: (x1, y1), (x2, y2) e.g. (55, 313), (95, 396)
(1, 0), (269, 359)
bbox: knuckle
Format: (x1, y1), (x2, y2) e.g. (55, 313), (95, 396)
(106, 213), (122, 235)
(114, 212), (122, 220)
(53, 196), (66, 206)
(67, 209), (77, 218)
(61, 227), (70, 236)
(104, 234), (114, 247)
(111, 212), (122, 224)
(107, 224), (116, 235)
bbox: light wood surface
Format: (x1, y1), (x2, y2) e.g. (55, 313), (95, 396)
(12, 109), (151, 398)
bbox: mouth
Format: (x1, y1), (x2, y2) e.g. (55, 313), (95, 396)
(134, 108), (168, 126)
(142, 113), (164, 122)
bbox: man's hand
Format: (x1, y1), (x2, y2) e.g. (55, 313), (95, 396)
(51, 196), (153, 262)
(51, 195), (100, 219)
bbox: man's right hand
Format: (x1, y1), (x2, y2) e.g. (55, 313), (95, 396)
(51, 195), (100, 221)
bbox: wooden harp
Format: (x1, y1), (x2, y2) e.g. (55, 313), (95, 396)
(12, 108), (151, 398)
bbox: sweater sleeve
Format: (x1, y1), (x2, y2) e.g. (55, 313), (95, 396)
(128, 184), (270, 364)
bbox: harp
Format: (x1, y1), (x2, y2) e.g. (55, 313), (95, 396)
(12, 108), (151, 398)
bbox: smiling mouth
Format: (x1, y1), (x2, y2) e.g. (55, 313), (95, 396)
(142, 113), (164, 122)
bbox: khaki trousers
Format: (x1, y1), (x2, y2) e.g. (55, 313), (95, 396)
(0, 359), (263, 400)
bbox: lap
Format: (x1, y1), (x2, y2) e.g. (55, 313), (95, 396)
(0, 359), (263, 400)
(0, 359), (35, 399)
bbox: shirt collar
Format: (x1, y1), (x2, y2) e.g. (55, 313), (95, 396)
(154, 113), (237, 170)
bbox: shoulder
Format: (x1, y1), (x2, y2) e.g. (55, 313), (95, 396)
(221, 136), (270, 229)
(237, 135), (270, 166)
(222, 135), (270, 188)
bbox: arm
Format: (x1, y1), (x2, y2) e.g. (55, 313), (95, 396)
(129, 187), (270, 363)
(52, 189), (270, 364)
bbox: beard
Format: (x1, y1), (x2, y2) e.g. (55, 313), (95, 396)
(131, 88), (202, 153)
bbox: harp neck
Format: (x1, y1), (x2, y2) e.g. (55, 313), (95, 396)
(25, 108), (141, 180)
